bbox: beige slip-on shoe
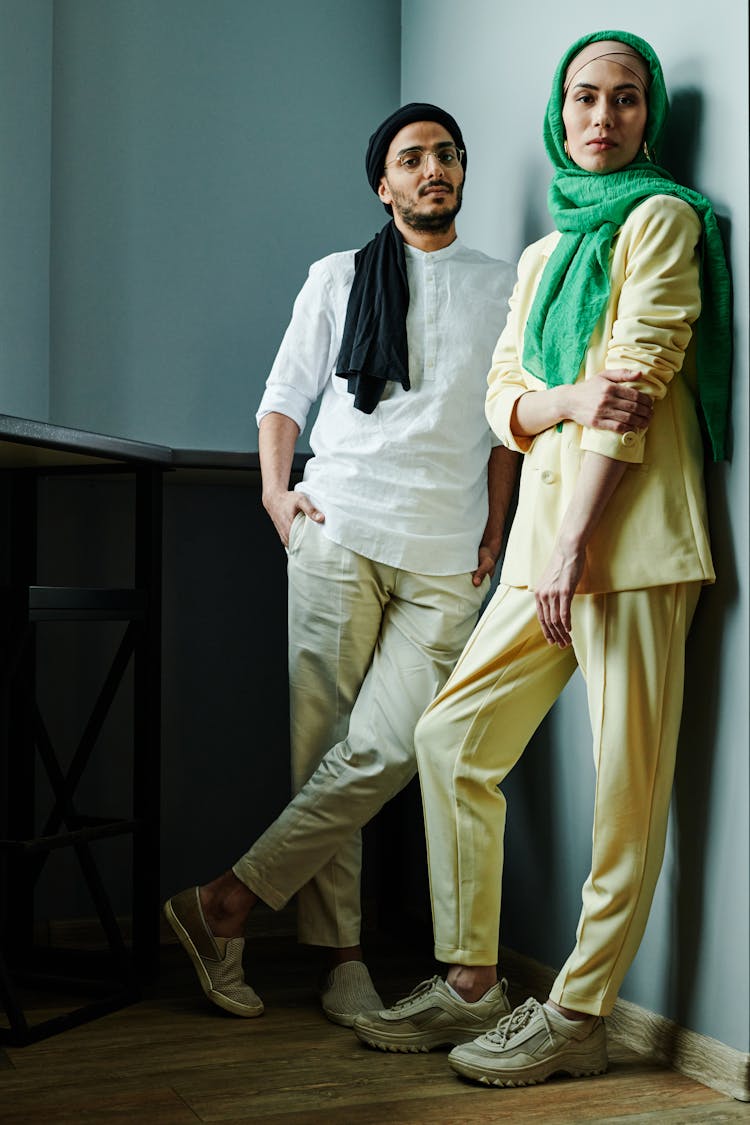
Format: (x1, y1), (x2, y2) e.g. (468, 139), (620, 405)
(320, 961), (383, 1027)
(164, 886), (264, 1017)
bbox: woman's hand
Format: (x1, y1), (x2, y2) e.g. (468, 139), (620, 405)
(534, 537), (586, 648)
(564, 369), (653, 432)
(511, 369), (653, 439)
(534, 451), (628, 647)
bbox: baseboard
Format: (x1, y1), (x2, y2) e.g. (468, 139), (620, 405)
(499, 945), (750, 1103)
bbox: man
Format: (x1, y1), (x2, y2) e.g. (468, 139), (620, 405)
(164, 103), (517, 1031)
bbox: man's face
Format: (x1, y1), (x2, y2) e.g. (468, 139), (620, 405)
(378, 121), (464, 235)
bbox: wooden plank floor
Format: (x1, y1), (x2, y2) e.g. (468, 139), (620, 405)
(1, 916), (748, 1124)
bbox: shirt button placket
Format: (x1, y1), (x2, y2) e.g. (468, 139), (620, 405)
(425, 261), (437, 377)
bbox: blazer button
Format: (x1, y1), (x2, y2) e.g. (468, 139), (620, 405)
(541, 469), (556, 484)
(621, 431), (637, 447)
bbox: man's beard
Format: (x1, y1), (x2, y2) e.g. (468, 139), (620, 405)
(390, 181), (463, 233)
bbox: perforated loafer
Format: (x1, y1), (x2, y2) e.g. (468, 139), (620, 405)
(164, 886), (263, 1018)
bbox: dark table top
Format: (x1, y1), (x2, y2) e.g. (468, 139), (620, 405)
(0, 414), (308, 475)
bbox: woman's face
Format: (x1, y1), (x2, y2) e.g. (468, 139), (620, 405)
(562, 49), (649, 174)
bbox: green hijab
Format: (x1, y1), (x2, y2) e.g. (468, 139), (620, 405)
(521, 30), (732, 460)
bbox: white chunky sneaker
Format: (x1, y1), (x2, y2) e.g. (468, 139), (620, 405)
(353, 975), (510, 1053)
(448, 997), (608, 1087)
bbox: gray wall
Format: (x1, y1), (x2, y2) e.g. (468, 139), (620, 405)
(0, 0), (53, 420)
(4, 0), (401, 449)
(402, 0), (749, 1054)
(48, 0), (400, 448)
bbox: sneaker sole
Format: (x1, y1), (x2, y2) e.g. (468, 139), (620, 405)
(163, 899), (264, 1018)
(449, 1045), (608, 1087)
(322, 1008), (358, 1028)
(356, 1025), (493, 1054)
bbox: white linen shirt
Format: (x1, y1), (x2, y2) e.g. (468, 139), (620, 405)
(257, 239), (515, 575)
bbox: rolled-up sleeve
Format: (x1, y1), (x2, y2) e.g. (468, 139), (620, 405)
(256, 258), (341, 432)
(580, 195), (702, 464)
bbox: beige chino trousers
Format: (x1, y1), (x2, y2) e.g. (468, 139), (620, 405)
(416, 580), (700, 1016)
(233, 515), (486, 947)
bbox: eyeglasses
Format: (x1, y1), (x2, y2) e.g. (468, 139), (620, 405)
(384, 145), (464, 173)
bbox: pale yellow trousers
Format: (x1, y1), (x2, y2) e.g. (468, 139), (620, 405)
(233, 515), (486, 947)
(415, 580), (701, 1016)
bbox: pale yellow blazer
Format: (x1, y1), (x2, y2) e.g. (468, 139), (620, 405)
(487, 195), (714, 594)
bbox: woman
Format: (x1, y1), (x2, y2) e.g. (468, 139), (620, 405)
(353, 31), (732, 1087)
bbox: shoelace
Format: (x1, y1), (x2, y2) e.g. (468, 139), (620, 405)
(392, 976), (442, 1010)
(486, 997), (549, 1046)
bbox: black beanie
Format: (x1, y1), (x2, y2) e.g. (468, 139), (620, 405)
(365, 102), (467, 198)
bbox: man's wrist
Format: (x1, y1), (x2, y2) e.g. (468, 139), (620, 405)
(262, 486), (290, 511)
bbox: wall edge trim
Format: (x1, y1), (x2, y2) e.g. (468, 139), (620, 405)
(500, 945), (750, 1102)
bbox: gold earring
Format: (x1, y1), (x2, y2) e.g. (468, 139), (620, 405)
(642, 141), (652, 162)
(563, 139), (570, 158)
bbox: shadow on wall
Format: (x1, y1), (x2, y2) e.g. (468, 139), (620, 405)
(521, 156), (553, 249)
(667, 78), (735, 1030)
(660, 87), (703, 188)
(671, 455), (738, 1032)
(159, 479), (293, 894)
